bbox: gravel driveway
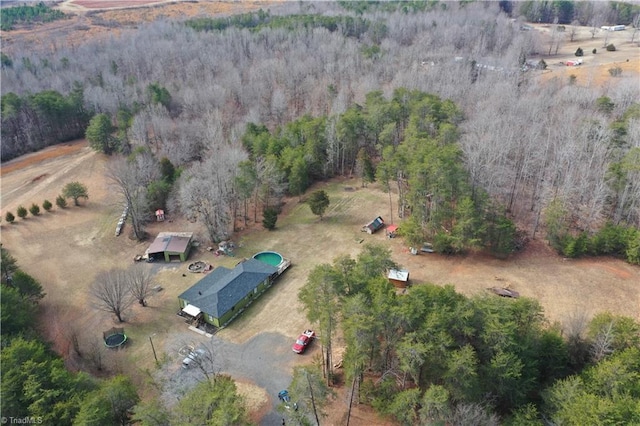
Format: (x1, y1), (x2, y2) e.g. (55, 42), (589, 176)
(159, 330), (313, 425)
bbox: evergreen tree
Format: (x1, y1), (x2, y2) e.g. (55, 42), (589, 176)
(55, 195), (67, 208)
(16, 205), (27, 219)
(262, 207), (278, 230)
(29, 203), (40, 216)
(307, 190), (330, 220)
(172, 375), (248, 425)
(1, 246), (18, 283)
(355, 148), (375, 187)
(10, 270), (45, 303)
(86, 113), (117, 154)
(74, 376), (139, 426)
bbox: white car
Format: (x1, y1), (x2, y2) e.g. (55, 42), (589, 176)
(182, 348), (206, 369)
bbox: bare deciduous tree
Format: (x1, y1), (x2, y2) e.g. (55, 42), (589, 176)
(179, 146), (247, 243)
(3, 1), (639, 238)
(91, 269), (135, 323)
(632, 14), (640, 44)
(126, 265), (154, 307)
(569, 20), (580, 42)
(87, 336), (107, 371)
(188, 342), (219, 382)
(255, 156), (287, 213)
(107, 152), (158, 240)
(590, 321), (615, 362)
(447, 403), (499, 426)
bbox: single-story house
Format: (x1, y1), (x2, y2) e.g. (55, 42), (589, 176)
(388, 269), (409, 288)
(146, 232), (193, 262)
(178, 258), (278, 328)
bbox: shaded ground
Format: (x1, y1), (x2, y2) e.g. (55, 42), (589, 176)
(2, 144), (639, 425)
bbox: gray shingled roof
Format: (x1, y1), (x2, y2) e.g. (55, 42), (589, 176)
(178, 258), (277, 318)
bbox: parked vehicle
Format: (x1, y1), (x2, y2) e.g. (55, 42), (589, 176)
(278, 390), (298, 410)
(182, 348), (206, 369)
(292, 329), (315, 354)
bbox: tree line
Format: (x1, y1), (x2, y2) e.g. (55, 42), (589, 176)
(238, 89), (519, 256)
(0, 2), (67, 31)
(186, 9), (376, 40)
(516, 0), (640, 26)
(4, 181), (89, 224)
(298, 243), (640, 424)
(1, 85), (90, 162)
(80, 86), (514, 253)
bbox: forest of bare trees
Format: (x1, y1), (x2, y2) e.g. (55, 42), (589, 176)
(2, 1), (639, 250)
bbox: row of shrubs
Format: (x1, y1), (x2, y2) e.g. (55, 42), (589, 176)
(4, 181), (89, 224)
(553, 222), (640, 264)
(4, 196), (70, 223)
(575, 45), (616, 56)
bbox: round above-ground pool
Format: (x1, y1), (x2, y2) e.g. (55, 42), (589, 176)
(253, 251), (284, 268)
(104, 331), (127, 348)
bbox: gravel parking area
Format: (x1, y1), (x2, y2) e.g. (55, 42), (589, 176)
(159, 330), (317, 425)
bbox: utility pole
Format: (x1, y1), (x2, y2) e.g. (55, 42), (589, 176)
(306, 371), (320, 426)
(149, 334), (158, 364)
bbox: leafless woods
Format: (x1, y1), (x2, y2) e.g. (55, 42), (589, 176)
(2, 1), (639, 237)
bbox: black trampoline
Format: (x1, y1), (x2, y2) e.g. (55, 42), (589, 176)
(103, 327), (127, 348)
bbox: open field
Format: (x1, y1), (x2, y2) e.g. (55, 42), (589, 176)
(531, 23), (640, 87)
(2, 142), (639, 424)
(1, 0), (279, 53)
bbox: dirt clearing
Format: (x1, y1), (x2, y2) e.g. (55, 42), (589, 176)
(532, 23), (640, 86)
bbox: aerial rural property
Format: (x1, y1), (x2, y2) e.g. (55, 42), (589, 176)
(1, 1), (639, 425)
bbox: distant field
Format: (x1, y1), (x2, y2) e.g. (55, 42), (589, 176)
(73, 0), (171, 8)
(1, 1), (277, 53)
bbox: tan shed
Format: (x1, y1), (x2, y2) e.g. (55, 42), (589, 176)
(388, 269), (409, 288)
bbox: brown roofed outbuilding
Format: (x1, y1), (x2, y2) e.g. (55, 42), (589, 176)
(146, 232), (193, 262)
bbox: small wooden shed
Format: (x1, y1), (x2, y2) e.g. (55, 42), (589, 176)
(388, 269), (409, 288)
(363, 216), (385, 234)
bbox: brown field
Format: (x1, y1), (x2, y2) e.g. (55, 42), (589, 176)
(531, 23), (640, 86)
(71, 0), (178, 9)
(1, 0), (279, 53)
